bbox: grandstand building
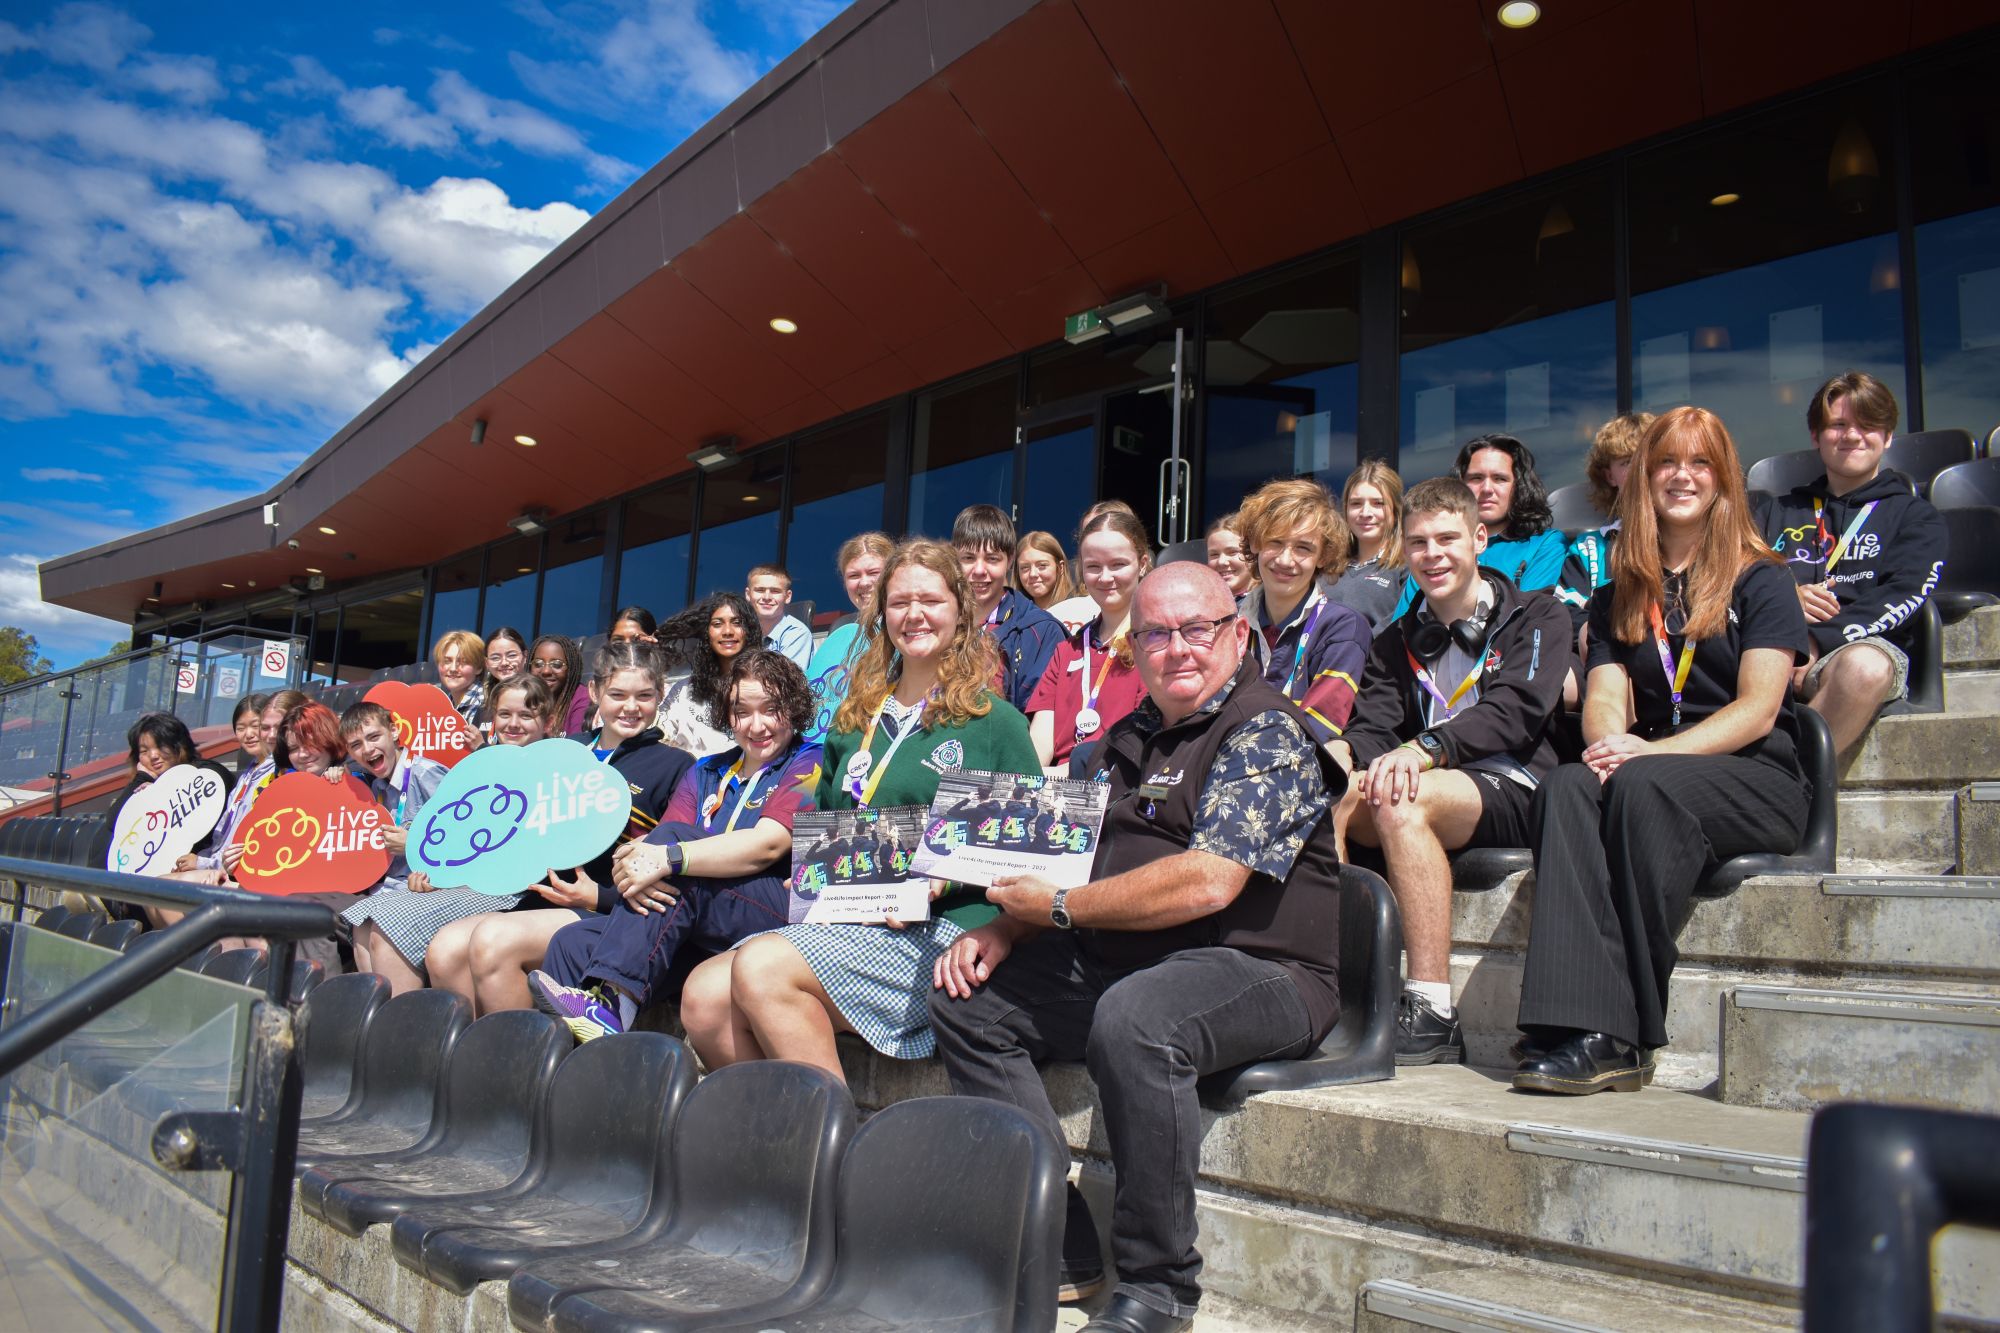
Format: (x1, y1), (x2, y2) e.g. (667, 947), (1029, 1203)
(37, 1), (2000, 687)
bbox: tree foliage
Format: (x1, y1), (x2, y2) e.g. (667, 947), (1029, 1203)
(0, 627), (55, 687)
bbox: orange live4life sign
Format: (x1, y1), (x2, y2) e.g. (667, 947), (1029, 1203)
(230, 771), (394, 896)
(364, 682), (478, 770)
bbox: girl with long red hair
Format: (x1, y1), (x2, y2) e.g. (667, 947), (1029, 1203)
(1511, 406), (1813, 1096)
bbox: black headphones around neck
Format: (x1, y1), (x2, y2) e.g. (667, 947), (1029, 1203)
(1404, 584), (1497, 661)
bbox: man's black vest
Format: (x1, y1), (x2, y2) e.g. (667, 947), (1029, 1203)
(1084, 663), (1347, 1041)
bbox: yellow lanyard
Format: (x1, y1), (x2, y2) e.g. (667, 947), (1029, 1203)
(1648, 602), (1697, 727)
(846, 697), (925, 807)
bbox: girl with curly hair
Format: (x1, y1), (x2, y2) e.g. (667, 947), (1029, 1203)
(526, 649), (827, 1041)
(678, 538), (1040, 1080)
(654, 592), (764, 756)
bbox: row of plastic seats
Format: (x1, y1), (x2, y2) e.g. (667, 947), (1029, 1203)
(25, 907), (324, 1001)
(292, 979), (1063, 1331)
(0, 814), (112, 872)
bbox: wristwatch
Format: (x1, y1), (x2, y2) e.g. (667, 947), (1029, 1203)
(1049, 886), (1075, 930)
(1413, 731), (1447, 769)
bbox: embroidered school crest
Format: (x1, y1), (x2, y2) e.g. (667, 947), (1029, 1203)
(922, 739), (966, 775)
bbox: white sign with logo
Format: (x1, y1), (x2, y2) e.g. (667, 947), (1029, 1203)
(174, 662), (199, 694)
(108, 763), (228, 876)
(260, 640), (292, 679)
(216, 666), (242, 698)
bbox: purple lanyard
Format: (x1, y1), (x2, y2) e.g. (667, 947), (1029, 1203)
(1277, 594), (1326, 698)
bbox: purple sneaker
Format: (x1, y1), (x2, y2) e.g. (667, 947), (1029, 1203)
(527, 969), (625, 1043)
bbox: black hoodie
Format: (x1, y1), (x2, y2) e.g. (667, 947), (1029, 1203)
(1343, 571), (1570, 784)
(581, 727), (695, 911)
(1754, 467), (1947, 655)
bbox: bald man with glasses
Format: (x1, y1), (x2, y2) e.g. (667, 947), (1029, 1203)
(928, 562), (1349, 1333)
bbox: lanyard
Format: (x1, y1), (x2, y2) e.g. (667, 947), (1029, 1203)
(1079, 626), (1118, 711)
(702, 754), (782, 832)
(1275, 590), (1326, 698)
(1404, 647), (1487, 724)
(392, 763), (413, 827)
(847, 697), (926, 806)
(1647, 602), (1697, 729)
(1813, 498), (1880, 577)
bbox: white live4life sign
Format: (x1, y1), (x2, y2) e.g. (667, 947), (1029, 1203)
(108, 763), (228, 876)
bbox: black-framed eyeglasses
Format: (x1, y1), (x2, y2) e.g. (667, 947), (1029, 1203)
(1130, 614), (1237, 653)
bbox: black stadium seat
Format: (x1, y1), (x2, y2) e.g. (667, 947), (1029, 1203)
(1746, 449), (1828, 498)
(246, 957), (328, 1005)
(508, 1060), (854, 1331)
(295, 989), (472, 1165)
(297, 973), (391, 1120)
(87, 918), (142, 953)
(80, 821), (111, 871)
(1156, 538), (1205, 567)
(1929, 457), (2000, 512)
(388, 1031), (698, 1296)
(1891, 429), (1976, 496)
(1447, 706), (1840, 899)
(200, 947), (265, 985)
(661, 1096), (1065, 1333)
(1935, 508), (2000, 623)
(57, 910), (105, 942)
(1199, 864), (1401, 1107)
(1546, 481), (1607, 537)
(33, 905), (72, 935)
(1895, 602), (1946, 715)
(303, 1009), (569, 1235)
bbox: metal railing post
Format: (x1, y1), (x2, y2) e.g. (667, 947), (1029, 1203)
(46, 672), (79, 815)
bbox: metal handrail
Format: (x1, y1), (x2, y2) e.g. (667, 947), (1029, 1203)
(0, 856), (336, 1331)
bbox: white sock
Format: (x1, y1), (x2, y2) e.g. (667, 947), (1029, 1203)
(1407, 980), (1454, 1018)
(615, 991), (639, 1030)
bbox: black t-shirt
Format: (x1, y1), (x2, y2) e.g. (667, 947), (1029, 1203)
(1584, 559), (1809, 774)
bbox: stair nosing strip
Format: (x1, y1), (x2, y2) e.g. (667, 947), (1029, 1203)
(1819, 875), (2000, 900)
(1731, 985), (2000, 1026)
(1503, 1124), (1804, 1193)
(1362, 1278), (1617, 1333)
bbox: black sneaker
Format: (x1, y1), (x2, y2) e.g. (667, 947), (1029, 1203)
(1394, 991), (1464, 1066)
(1060, 1182), (1105, 1303)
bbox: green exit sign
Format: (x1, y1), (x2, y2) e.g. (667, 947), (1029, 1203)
(1064, 308), (1104, 342)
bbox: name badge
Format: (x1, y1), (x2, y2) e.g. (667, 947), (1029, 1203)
(1138, 783), (1172, 802)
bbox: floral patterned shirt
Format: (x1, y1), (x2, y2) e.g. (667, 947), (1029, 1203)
(1123, 677), (1329, 881)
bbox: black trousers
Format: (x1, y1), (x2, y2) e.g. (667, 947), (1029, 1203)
(1517, 756), (1809, 1050)
(928, 936), (1312, 1319)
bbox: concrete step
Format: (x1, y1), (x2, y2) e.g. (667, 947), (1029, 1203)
(1945, 667), (2000, 714)
(1944, 606), (2000, 669)
(1452, 872), (2000, 982)
(1719, 983), (2000, 1115)
(1356, 1264), (1794, 1331)
(841, 1057), (1999, 1316)
(1844, 710), (2000, 788)
(1836, 787), (1957, 868)
(1448, 950), (1998, 1079)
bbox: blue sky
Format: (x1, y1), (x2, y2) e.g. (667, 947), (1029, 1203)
(0, 0), (834, 668)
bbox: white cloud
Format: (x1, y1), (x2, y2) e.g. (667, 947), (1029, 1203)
(429, 70), (634, 185)
(21, 468), (106, 483)
(509, 0), (765, 127)
(7, 4), (220, 102)
(338, 83), (458, 152)
(369, 177), (589, 310)
(0, 81), (591, 427)
(0, 553), (130, 657)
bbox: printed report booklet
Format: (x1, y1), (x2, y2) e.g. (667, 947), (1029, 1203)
(788, 805), (930, 924)
(908, 770), (1109, 891)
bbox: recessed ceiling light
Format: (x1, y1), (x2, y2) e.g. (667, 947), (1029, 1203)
(516, 566), (533, 574)
(318, 525), (337, 535)
(305, 567), (322, 574)
(768, 317), (798, 334)
(514, 434), (537, 447)
(220, 582), (236, 589)
(1497, 1), (1540, 27)
(741, 493), (760, 502)
(1709, 192), (1741, 207)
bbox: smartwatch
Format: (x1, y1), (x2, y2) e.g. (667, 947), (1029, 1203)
(1049, 886), (1075, 930)
(1413, 731), (1447, 769)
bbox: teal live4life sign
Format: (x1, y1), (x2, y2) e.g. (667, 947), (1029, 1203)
(410, 738), (633, 894)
